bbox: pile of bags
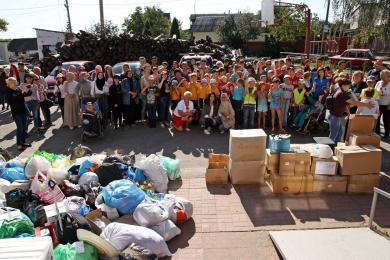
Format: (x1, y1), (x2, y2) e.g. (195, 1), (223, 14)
(0, 146), (190, 259)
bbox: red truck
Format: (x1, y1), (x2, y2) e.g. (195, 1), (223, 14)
(329, 49), (388, 69)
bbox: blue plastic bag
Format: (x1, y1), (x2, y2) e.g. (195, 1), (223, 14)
(78, 159), (99, 176)
(127, 167), (146, 183)
(102, 179), (146, 215)
(0, 167), (27, 182)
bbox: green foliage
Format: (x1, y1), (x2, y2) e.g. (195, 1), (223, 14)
(262, 34), (281, 58)
(170, 17), (181, 38)
(87, 20), (119, 38)
(123, 6), (171, 37)
(216, 13), (260, 49)
(0, 18), (8, 32)
(268, 6), (321, 42)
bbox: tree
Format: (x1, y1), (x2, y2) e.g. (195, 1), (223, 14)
(87, 20), (119, 38)
(216, 13), (260, 48)
(123, 6), (171, 37)
(267, 6), (321, 42)
(0, 18), (8, 32)
(170, 17), (180, 38)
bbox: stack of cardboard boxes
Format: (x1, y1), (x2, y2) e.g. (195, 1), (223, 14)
(266, 146), (313, 193)
(346, 114), (381, 148)
(228, 129), (267, 184)
(311, 155), (346, 193)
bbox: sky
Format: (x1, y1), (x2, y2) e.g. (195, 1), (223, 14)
(0, 0), (334, 39)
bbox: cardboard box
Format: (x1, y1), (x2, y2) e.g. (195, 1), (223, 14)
(310, 156), (338, 175)
(279, 153), (296, 176)
(265, 149), (279, 173)
(206, 154), (229, 184)
(335, 145), (382, 175)
(348, 133), (381, 148)
(345, 114), (377, 139)
(294, 152), (311, 176)
(313, 175), (347, 193)
(228, 159), (265, 184)
(85, 209), (111, 235)
(347, 174), (380, 194)
(269, 173), (313, 193)
(229, 129), (267, 161)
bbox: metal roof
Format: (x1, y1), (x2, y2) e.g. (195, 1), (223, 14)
(190, 13), (243, 32)
(8, 38), (37, 52)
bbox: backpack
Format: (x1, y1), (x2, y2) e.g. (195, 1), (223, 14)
(325, 93), (335, 110)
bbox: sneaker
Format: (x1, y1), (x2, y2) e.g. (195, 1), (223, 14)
(204, 129), (211, 135)
(160, 123), (165, 128)
(22, 143), (32, 147)
(220, 130), (225, 134)
(185, 128), (191, 132)
(17, 145), (25, 151)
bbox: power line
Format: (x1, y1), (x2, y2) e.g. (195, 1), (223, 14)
(0, 5), (57, 11)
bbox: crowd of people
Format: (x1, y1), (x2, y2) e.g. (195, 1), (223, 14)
(1, 55), (390, 150)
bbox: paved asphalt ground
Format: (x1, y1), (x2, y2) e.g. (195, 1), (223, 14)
(1, 107), (390, 259)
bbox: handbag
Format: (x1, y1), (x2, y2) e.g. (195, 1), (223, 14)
(44, 99), (54, 108)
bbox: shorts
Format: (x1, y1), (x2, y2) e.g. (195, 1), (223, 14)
(257, 101), (268, 112)
(270, 102), (280, 110)
(172, 114), (184, 128)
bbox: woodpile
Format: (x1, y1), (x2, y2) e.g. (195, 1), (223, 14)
(39, 31), (237, 76)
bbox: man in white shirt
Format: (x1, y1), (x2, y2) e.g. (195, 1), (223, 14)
(374, 69), (390, 138)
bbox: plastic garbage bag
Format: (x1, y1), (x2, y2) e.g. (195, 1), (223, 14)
(150, 219), (181, 241)
(33, 150), (66, 163)
(52, 158), (72, 170)
(54, 242), (98, 260)
(301, 143), (333, 159)
(64, 196), (91, 216)
(127, 167), (146, 183)
(6, 158), (25, 168)
(160, 156), (181, 181)
(101, 222), (172, 258)
(102, 180), (145, 215)
(0, 167), (26, 183)
(161, 196), (193, 224)
(25, 155), (51, 178)
(47, 168), (68, 184)
(138, 154), (168, 193)
(0, 218), (34, 238)
(0, 178), (11, 194)
(133, 199), (169, 227)
(78, 172), (99, 192)
(70, 144), (93, 160)
(78, 159), (100, 177)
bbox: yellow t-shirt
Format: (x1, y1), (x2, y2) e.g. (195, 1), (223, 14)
(210, 85), (221, 97)
(198, 84), (210, 99)
(360, 88), (380, 100)
(188, 82), (200, 100)
(170, 86), (181, 101)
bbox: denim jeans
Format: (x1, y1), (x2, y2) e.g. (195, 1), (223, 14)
(243, 105), (255, 129)
(232, 99), (243, 128)
(25, 100), (41, 128)
(281, 98), (291, 128)
(376, 105), (390, 137)
(328, 114), (346, 143)
(158, 96), (170, 123)
(40, 101), (51, 125)
(14, 114), (27, 145)
(141, 95), (147, 121)
(147, 104), (157, 128)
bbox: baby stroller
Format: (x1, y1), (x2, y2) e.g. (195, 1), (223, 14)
(81, 101), (103, 141)
(293, 94), (326, 136)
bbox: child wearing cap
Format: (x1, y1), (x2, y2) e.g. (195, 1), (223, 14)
(356, 88), (379, 116)
(256, 81), (268, 129)
(210, 79), (221, 98)
(170, 79), (181, 110)
(292, 79), (307, 119)
(198, 78), (210, 109)
(242, 77), (257, 129)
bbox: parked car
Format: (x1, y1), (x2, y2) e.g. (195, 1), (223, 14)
(45, 61), (96, 87)
(112, 61), (141, 75)
(179, 54), (213, 67)
(329, 49), (389, 69)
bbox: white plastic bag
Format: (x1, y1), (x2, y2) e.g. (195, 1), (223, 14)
(47, 168), (68, 184)
(133, 199), (169, 227)
(25, 155), (51, 178)
(78, 171), (99, 192)
(0, 178), (11, 194)
(138, 154), (168, 193)
(150, 219), (181, 241)
(101, 222), (172, 258)
(301, 144), (333, 159)
(162, 196), (193, 224)
(30, 171), (45, 194)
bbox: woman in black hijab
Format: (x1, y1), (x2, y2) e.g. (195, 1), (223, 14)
(91, 71), (109, 127)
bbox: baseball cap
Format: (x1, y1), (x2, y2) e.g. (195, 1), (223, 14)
(210, 79), (217, 84)
(171, 80), (178, 85)
(248, 77), (256, 82)
(298, 79), (305, 85)
(201, 78), (208, 84)
(148, 75), (155, 81)
(283, 74), (291, 79)
(366, 75), (376, 82)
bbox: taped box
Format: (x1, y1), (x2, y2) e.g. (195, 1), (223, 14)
(347, 173), (380, 194)
(268, 173), (313, 193)
(348, 133), (381, 148)
(294, 151), (311, 176)
(345, 114), (377, 140)
(206, 153), (229, 184)
(310, 156), (339, 176)
(265, 149), (279, 173)
(229, 159), (265, 184)
(229, 129), (267, 161)
(279, 153), (295, 176)
(335, 145), (382, 175)
(313, 175), (347, 193)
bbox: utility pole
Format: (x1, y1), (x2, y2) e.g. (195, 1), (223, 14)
(99, 0), (104, 36)
(320, 0), (331, 54)
(64, 0), (72, 34)
(305, 8), (311, 59)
